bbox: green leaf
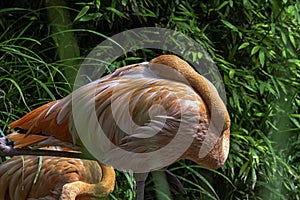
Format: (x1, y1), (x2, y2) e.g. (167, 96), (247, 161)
(239, 161), (250, 178)
(290, 116), (300, 128)
(289, 34), (296, 48)
(251, 45), (260, 56)
(288, 59), (300, 63)
(79, 13), (103, 22)
(74, 6), (90, 21)
(251, 166), (257, 189)
(229, 69), (235, 79)
(217, 1), (229, 10)
(276, 79), (287, 94)
(95, 0), (101, 10)
(259, 49), (265, 66)
(281, 31), (288, 45)
(258, 81), (266, 95)
(106, 7), (127, 19)
(238, 42), (250, 50)
(221, 19), (238, 32)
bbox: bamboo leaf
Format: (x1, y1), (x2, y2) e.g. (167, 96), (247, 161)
(238, 42), (250, 50)
(229, 69), (235, 79)
(239, 161), (250, 178)
(74, 6), (90, 21)
(106, 7), (127, 19)
(289, 34), (296, 48)
(281, 31), (288, 45)
(221, 19), (238, 32)
(251, 45), (260, 56)
(259, 49), (265, 66)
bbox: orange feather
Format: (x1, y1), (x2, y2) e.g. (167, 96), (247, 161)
(0, 146), (115, 200)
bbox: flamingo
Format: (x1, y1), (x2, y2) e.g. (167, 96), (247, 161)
(0, 146), (115, 200)
(2, 55), (230, 199)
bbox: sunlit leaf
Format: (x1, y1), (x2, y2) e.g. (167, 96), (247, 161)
(289, 34), (296, 48)
(259, 49), (265, 66)
(229, 69), (235, 79)
(281, 31), (288, 45)
(238, 42), (250, 50)
(74, 6), (90, 21)
(251, 45), (260, 56)
(221, 19), (239, 32)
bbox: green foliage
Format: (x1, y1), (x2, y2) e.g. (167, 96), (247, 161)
(0, 0), (299, 199)
(0, 36), (72, 128)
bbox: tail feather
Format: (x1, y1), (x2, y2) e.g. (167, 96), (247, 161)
(9, 101), (57, 131)
(7, 132), (49, 148)
(9, 100), (72, 147)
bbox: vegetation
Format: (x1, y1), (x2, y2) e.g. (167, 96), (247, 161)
(0, 0), (299, 199)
